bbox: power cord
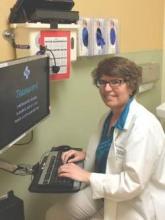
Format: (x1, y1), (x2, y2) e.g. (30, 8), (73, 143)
(15, 131), (33, 146)
(37, 45), (60, 73)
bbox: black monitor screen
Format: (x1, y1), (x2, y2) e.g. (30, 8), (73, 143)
(0, 55), (50, 153)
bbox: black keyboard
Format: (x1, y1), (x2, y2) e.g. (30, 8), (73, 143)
(29, 146), (84, 193)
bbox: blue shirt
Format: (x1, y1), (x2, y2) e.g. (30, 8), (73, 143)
(95, 98), (133, 173)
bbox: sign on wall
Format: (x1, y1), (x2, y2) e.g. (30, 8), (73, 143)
(40, 30), (71, 80)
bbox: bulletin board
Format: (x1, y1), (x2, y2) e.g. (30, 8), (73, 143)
(40, 30), (71, 80)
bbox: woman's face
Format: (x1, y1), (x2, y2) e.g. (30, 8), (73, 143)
(99, 75), (132, 112)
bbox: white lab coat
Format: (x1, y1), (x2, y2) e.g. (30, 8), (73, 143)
(85, 99), (165, 220)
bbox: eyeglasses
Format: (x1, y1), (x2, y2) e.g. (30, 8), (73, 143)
(96, 79), (125, 88)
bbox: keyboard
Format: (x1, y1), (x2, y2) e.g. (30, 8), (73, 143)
(29, 146), (84, 193)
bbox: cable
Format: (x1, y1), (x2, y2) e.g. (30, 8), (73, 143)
(15, 131), (33, 146)
(37, 45), (60, 73)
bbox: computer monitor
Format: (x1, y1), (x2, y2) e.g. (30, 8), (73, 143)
(0, 55), (50, 154)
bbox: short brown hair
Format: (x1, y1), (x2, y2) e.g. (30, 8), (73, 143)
(92, 56), (142, 96)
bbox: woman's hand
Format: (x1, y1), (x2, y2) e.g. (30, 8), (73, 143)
(58, 162), (91, 183)
(61, 149), (86, 163)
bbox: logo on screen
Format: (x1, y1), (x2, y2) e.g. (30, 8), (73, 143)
(24, 66), (31, 79)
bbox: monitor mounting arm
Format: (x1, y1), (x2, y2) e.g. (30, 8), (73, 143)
(0, 158), (34, 176)
(3, 29), (16, 48)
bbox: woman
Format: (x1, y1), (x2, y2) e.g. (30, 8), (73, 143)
(46, 56), (165, 220)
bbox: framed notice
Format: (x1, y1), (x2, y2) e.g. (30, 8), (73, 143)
(40, 30), (71, 80)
